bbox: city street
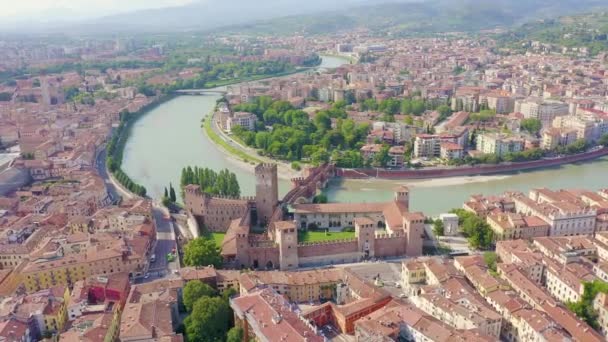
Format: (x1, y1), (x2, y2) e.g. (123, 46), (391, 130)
(96, 146), (179, 284)
(95, 147), (120, 204)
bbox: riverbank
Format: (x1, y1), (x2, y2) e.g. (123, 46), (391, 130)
(336, 147), (608, 180)
(205, 111), (301, 180)
(203, 67), (313, 88)
(319, 53), (357, 65)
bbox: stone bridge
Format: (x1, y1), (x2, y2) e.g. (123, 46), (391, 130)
(266, 163), (335, 239)
(282, 163), (335, 205)
(174, 89), (227, 95)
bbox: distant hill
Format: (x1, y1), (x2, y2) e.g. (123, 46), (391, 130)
(495, 11), (608, 56)
(4, 0), (608, 35)
(224, 0), (608, 36)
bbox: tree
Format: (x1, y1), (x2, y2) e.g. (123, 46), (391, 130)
(600, 133), (608, 146)
(372, 145), (391, 168)
(313, 194), (328, 204)
(436, 105), (452, 119)
(227, 327), (244, 342)
(404, 115), (414, 125)
(311, 148), (330, 166)
(183, 238), (222, 268)
(566, 280), (608, 329)
(183, 280), (217, 312)
(164, 187), (169, 199)
(450, 209), (494, 249)
(184, 296), (231, 342)
(222, 287), (238, 302)
(169, 183), (177, 203)
(520, 118), (542, 136)
(483, 252), (498, 272)
(432, 219), (444, 236)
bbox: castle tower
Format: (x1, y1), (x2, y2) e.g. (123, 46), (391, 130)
(184, 184), (207, 216)
(255, 164), (278, 226)
(355, 217), (376, 259)
(275, 221), (298, 270)
(394, 186), (410, 210)
(403, 212), (425, 257)
(234, 230), (250, 269)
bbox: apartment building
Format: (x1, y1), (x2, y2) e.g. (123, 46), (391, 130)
(544, 260), (595, 303)
(226, 111), (257, 132)
(513, 192), (596, 237)
(486, 213), (550, 241)
(21, 235), (150, 293)
(516, 98), (569, 124)
(476, 133), (525, 157)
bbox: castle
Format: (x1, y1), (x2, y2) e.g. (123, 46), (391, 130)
(184, 163), (425, 270)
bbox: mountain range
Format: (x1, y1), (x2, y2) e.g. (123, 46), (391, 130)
(3, 0), (608, 35)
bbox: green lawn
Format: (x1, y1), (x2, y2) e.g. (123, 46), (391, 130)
(298, 230), (356, 243)
(210, 232), (226, 248)
(203, 116), (262, 164)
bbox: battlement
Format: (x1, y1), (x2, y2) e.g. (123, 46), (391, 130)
(249, 245), (278, 252)
(255, 163), (278, 172)
(297, 238), (358, 247)
(374, 232), (406, 239)
(291, 177), (306, 187)
(184, 184), (202, 194)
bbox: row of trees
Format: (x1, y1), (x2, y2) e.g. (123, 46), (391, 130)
(162, 183), (178, 207)
(180, 167), (241, 198)
(105, 99), (167, 198)
(112, 169), (146, 197)
(231, 97), (371, 165)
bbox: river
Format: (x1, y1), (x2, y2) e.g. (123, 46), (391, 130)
(122, 55), (608, 216)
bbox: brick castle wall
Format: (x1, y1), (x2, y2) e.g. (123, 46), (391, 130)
(297, 240), (359, 258)
(184, 185), (253, 232)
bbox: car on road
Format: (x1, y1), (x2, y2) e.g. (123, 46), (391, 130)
(144, 273), (150, 279)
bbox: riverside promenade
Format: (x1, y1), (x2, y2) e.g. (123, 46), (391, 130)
(337, 147), (608, 180)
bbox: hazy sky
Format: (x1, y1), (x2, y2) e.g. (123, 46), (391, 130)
(0, 0), (196, 18)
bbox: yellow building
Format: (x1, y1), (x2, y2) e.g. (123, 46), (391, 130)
(239, 269), (344, 303)
(22, 240), (147, 293)
(401, 260), (426, 286)
(42, 286), (70, 333)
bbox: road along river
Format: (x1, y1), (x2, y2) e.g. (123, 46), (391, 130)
(122, 56), (608, 216)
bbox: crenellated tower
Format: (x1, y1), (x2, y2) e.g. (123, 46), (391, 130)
(255, 163), (278, 226)
(394, 185), (410, 210)
(275, 221), (298, 270)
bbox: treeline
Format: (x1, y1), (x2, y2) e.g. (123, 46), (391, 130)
(181, 167), (240, 198)
(105, 97), (172, 197)
(231, 96), (370, 165)
(28, 60), (164, 77)
(138, 60), (295, 94)
(112, 169), (146, 197)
